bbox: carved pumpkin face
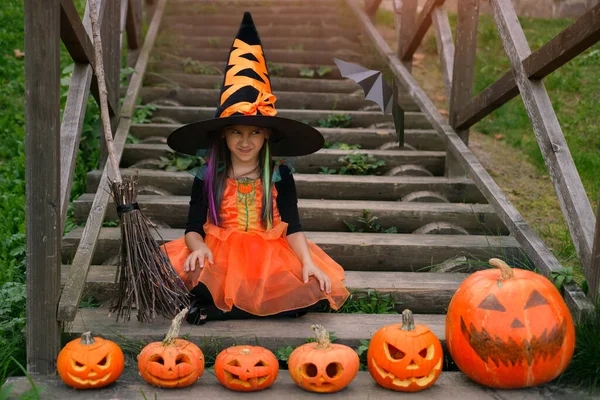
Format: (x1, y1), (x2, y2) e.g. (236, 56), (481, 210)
(138, 339), (205, 388)
(288, 325), (359, 393)
(215, 346), (278, 392)
(446, 258), (576, 388)
(57, 332), (124, 389)
(368, 310), (443, 392)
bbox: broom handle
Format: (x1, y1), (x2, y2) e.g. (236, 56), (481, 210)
(89, 0), (122, 183)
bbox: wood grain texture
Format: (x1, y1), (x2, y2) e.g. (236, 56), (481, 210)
(25, 0), (62, 375)
(87, 169), (488, 203)
(402, 0), (445, 60)
(398, 0), (418, 67)
(589, 194), (600, 301)
(58, 0), (169, 323)
(432, 7), (455, 102)
(448, 0), (480, 145)
(126, 0), (142, 49)
(61, 265), (467, 313)
(344, 0), (593, 319)
(456, 4), (600, 130)
(62, 227), (523, 269)
(73, 194), (507, 234)
(491, 0), (595, 275)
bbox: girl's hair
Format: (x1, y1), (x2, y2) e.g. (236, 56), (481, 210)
(204, 130), (274, 229)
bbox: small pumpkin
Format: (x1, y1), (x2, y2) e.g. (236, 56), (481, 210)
(288, 324), (359, 393)
(237, 180), (254, 195)
(446, 258), (575, 388)
(57, 331), (124, 389)
(214, 345), (278, 391)
(138, 308), (204, 388)
(368, 309), (443, 392)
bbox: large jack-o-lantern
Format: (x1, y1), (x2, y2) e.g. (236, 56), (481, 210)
(368, 310), (443, 392)
(288, 324), (359, 393)
(57, 331), (124, 389)
(446, 258), (576, 388)
(214, 345), (278, 391)
(138, 308), (204, 388)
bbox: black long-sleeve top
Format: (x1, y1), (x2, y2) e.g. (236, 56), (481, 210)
(185, 165), (302, 237)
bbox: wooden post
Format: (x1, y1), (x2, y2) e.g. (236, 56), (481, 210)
(25, 0), (62, 374)
(365, 0), (383, 21)
(398, 0), (418, 70)
(591, 194), (600, 302)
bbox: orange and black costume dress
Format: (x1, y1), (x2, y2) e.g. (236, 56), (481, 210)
(162, 164), (350, 317)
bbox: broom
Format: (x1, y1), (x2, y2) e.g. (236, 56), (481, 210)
(88, 0), (190, 322)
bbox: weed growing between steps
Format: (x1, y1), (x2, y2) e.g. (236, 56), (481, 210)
(299, 66), (332, 78)
(158, 153), (206, 172)
(343, 210), (398, 234)
(323, 142), (362, 150)
(320, 154), (386, 175)
(317, 113), (352, 128)
(132, 103), (157, 124)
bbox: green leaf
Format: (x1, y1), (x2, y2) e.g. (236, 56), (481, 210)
(316, 66), (332, 77)
(554, 274), (565, 290)
(176, 157), (193, 170)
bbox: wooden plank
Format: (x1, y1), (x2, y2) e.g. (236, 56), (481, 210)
(62, 265), (467, 313)
(146, 106), (430, 129)
(57, 0), (169, 323)
(5, 371), (586, 400)
(402, 0), (444, 61)
(591, 193), (600, 302)
(62, 227), (523, 269)
(162, 24), (356, 40)
(126, 0), (142, 49)
(101, 0), (121, 119)
(59, 63), (93, 230)
(344, 0), (594, 319)
(130, 124), (444, 150)
(73, 194), (507, 234)
(455, 4), (600, 130)
(398, 0), (418, 67)
(60, 0), (117, 116)
(448, 0), (480, 145)
(432, 7), (455, 102)
(120, 144), (446, 175)
(87, 169), (489, 203)
(491, 0), (595, 275)
(24, 0), (61, 375)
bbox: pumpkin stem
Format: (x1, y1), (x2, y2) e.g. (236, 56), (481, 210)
(400, 309), (416, 331)
(240, 348), (252, 355)
(80, 331), (96, 345)
(163, 307), (189, 346)
(311, 324), (331, 349)
(489, 258), (515, 280)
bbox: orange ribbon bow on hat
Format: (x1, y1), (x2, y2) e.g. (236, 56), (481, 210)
(220, 91), (278, 118)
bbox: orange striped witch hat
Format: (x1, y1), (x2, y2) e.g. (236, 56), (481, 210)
(167, 12), (324, 157)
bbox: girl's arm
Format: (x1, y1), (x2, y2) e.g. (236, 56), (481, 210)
(184, 177), (213, 271)
(286, 232), (331, 293)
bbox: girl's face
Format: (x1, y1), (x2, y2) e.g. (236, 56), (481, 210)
(223, 125), (270, 164)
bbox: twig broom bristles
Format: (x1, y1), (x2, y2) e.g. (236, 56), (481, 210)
(89, 0), (190, 322)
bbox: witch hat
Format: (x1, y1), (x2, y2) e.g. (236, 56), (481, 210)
(167, 12), (324, 157)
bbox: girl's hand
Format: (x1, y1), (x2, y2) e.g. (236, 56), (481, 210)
(184, 244), (214, 272)
(302, 262), (331, 294)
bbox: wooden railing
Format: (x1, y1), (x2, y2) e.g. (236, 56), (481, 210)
(358, 0), (600, 307)
(24, 0), (162, 374)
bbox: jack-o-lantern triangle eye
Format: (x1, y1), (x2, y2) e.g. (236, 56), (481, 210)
(254, 360), (267, 367)
(524, 290), (549, 309)
(386, 343), (405, 360)
(227, 360), (242, 367)
(478, 294), (506, 311)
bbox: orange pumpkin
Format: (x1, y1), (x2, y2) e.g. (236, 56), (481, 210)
(446, 258), (576, 388)
(138, 308), (204, 388)
(288, 324), (359, 393)
(214, 345), (278, 391)
(57, 331), (124, 389)
(237, 180), (254, 194)
(368, 309), (443, 392)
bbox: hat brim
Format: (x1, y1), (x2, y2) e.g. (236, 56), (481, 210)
(167, 115), (324, 157)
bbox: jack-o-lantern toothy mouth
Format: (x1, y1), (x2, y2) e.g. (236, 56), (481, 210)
(371, 358), (442, 387)
(146, 372), (196, 386)
(460, 316), (567, 367)
(66, 372), (112, 386)
(223, 371), (270, 387)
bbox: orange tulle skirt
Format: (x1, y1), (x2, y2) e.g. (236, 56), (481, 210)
(162, 222), (350, 316)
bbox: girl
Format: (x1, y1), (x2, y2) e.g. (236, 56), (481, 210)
(162, 12), (350, 324)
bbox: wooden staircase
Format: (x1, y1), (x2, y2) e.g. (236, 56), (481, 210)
(60, 0), (526, 353)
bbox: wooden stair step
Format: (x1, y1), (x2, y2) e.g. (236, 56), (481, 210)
(165, 6), (348, 18)
(144, 106), (431, 129)
(136, 87), (419, 111)
(62, 266), (467, 314)
(171, 0), (342, 6)
(155, 35), (358, 52)
(73, 195), (507, 234)
(161, 14), (353, 29)
(87, 170), (488, 202)
(68, 308), (443, 349)
(130, 124), (444, 150)
(5, 372), (574, 400)
(161, 25), (359, 41)
(121, 145), (446, 175)
(159, 47), (368, 68)
(149, 60), (348, 79)
(62, 228), (522, 268)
